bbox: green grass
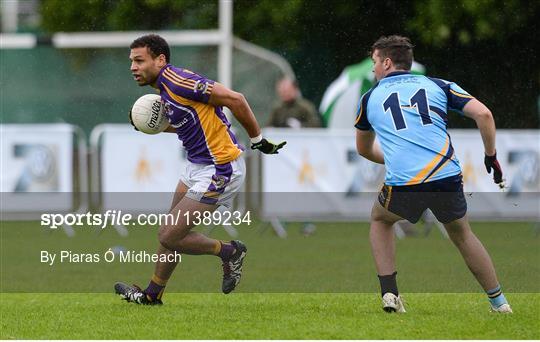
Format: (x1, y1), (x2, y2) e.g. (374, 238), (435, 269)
(1, 220), (539, 339)
(1, 221), (539, 293)
(1, 293), (538, 339)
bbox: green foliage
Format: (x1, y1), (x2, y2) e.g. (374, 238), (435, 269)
(40, 0), (218, 32)
(35, 0), (540, 128)
(408, 0), (540, 45)
(39, 0), (539, 49)
(234, 0), (305, 49)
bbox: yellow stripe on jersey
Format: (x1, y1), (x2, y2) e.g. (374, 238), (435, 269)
(181, 68), (215, 93)
(190, 101), (242, 164)
(424, 157), (451, 183)
(163, 67), (196, 85)
(205, 83), (214, 95)
(405, 136), (450, 185)
(162, 74), (194, 92)
(449, 89), (474, 99)
(354, 102), (364, 125)
(163, 68), (214, 95)
(163, 83), (241, 164)
(163, 83), (192, 106)
(163, 70), (196, 91)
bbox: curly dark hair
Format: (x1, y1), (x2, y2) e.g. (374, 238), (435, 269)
(371, 35), (413, 70)
(130, 34), (170, 63)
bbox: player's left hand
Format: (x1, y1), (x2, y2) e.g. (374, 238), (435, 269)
(251, 138), (286, 154)
(484, 152), (503, 184)
(128, 110), (139, 131)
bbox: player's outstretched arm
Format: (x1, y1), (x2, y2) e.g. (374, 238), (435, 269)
(463, 99), (503, 184)
(209, 82), (286, 154)
(209, 82), (261, 138)
(356, 130), (384, 164)
(463, 99), (496, 156)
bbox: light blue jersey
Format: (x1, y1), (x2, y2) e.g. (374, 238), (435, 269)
(355, 71), (474, 186)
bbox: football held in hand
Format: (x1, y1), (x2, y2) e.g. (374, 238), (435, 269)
(130, 94), (169, 134)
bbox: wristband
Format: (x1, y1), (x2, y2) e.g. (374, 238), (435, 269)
(250, 134), (263, 144)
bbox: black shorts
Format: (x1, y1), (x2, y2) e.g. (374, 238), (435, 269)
(378, 174), (467, 224)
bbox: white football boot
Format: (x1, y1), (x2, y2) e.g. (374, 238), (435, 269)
(382, 292), (406, 313)
(491, 303), (513, 313)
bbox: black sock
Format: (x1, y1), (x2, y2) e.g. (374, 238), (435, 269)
(378, 271), (398, 297)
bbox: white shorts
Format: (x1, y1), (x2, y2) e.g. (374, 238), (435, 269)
(180, 157), (245, 209)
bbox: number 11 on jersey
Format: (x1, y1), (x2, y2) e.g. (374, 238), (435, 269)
(383, 88), (433, 131)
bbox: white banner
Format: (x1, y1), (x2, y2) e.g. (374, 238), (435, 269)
(0, 124), (73, 212)
(262, 129), (540, 220)
(99, 125), (187, 211)
(450, 130), (540, 193)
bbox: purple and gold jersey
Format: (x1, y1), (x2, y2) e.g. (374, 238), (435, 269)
(157, 64), (243, 165)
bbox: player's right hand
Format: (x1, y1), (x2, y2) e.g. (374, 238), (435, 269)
(484, 152), (503, 184)
(251, 138), (286, 154)
(128, 110), (139, 131)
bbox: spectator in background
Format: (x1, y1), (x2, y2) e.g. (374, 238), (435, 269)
(268, 77), (322, 129)
(267, 77), (320, 236)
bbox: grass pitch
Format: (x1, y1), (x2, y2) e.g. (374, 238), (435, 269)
(1, 220), (539, 339)
(2, 221), (538, 293)
(1, 293), (539, 339)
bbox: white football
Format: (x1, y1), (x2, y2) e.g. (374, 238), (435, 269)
(130, 94), (169, 134)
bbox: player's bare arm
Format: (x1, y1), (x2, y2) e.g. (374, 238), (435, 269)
(356, 129), (384, 164)
(462, 98), (503, 184)
(164, 83), (251, 135)
(209, 82), (286, 154)
(209, 82), (261, 138)
(462, 99), (496, 156)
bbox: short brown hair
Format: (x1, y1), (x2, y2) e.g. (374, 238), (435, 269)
(371, 35), (413, 70)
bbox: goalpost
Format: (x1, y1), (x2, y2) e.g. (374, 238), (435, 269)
(0, 0), (294, 139)
(0, 1), (294, 87)
(2, 1), (233, 86)
(1, 0), (295, 236)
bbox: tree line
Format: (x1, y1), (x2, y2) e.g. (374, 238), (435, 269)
(40, 0), (539, 128)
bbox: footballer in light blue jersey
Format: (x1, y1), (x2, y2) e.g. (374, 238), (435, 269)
(355, 72), (474, 186)
(356, 35), (511, 314)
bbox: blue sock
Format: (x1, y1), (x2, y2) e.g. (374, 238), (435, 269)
(487, 284), (508, 308)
